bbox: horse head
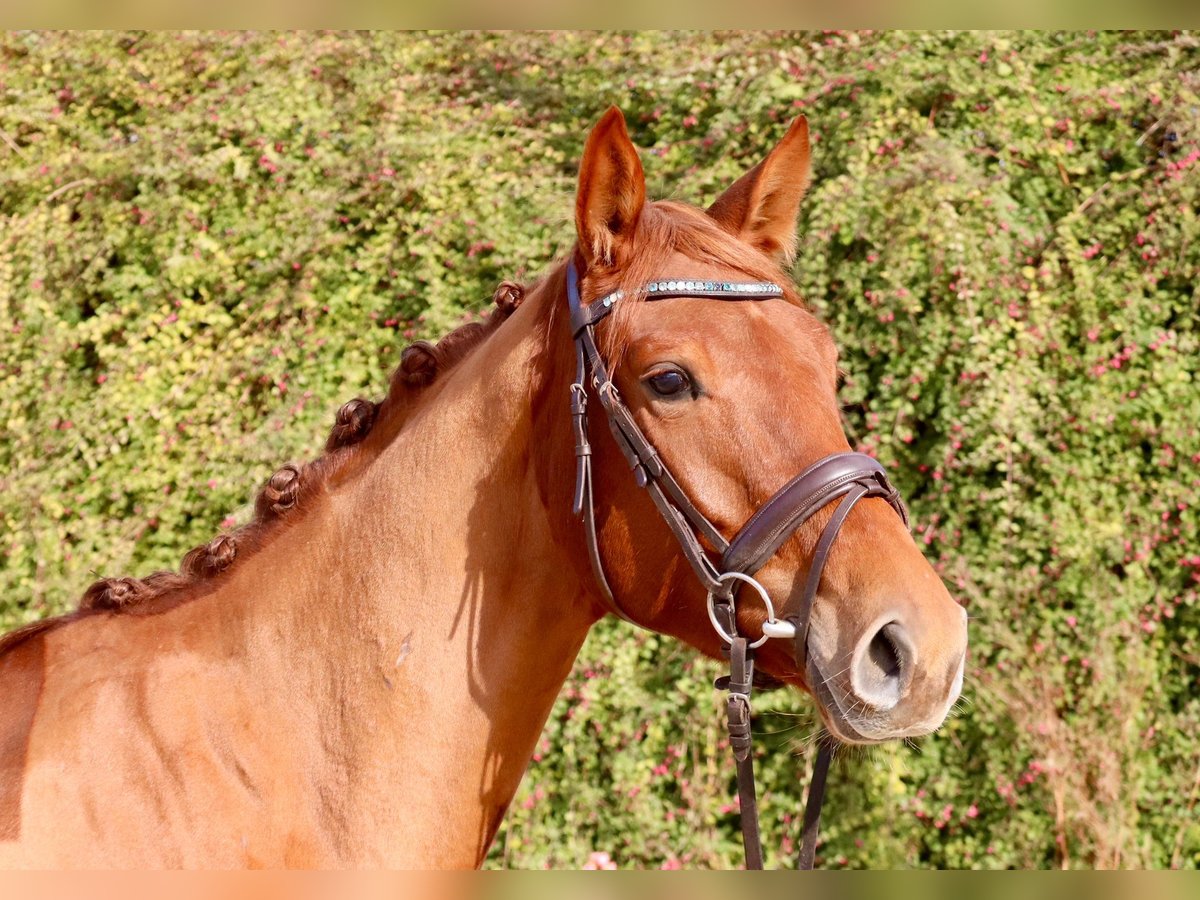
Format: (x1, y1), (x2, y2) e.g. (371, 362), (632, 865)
(562, 108), (968, 745)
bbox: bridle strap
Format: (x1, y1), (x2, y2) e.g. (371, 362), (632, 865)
(563, 259), (909, 870)
(798, 743), (833, 870)
(567, 262), (737, 619)
(715, 597), (829, 871)
(726, 635), (764, 869)
(723, 453), (907, 576)
(787, 482), (870, 665)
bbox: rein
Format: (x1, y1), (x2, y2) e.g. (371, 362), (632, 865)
(564, 260), (909, 870)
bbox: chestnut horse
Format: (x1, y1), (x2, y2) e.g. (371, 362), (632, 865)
(0, 109), (967, 868)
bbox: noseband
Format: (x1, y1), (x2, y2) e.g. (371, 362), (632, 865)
(565, 260), (909, 869)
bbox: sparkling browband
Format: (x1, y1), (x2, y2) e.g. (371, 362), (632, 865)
(570, 275), (786, 335)
(597, 279), (785, 308)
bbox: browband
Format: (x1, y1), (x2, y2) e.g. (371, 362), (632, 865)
(569, 277), (783, 334)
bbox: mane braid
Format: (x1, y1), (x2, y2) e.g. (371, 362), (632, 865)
(76, 280), (528, 616)
(13, 200), (788, 639)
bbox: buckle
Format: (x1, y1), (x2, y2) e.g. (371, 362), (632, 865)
(705, 572), (796, 649)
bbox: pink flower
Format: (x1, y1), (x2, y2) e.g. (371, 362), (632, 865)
(582, 851), (617, 870)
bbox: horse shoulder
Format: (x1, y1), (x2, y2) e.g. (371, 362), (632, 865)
(1, 608), (330, 866)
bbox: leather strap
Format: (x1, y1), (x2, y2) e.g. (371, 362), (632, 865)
(786, 483), (868, 667)
(562, 259), (910, 870)
(723, 453), (907, 576)
(798, 743), (833, 869)
(714, 591), (832, 870)
(726, 636), (764, 869)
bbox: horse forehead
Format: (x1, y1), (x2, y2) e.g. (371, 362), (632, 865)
(628, 296), (831, 369)
(655, 248), (764, 281)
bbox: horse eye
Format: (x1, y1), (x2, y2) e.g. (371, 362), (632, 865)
(646, 368), (691, 398)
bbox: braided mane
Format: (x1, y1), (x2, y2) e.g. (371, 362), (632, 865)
(1, 197), (785, 645)
(76, 280), (528, 616)
(79, 201), (784, 616)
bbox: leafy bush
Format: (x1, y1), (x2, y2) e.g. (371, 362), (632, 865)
(1, 31), (1197, 869)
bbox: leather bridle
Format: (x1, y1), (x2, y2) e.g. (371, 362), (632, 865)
(565, 259), (909, 869)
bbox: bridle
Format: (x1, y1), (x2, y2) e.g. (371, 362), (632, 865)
(565, 259), (909, 869)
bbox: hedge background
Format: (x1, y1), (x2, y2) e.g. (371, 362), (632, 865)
(1, 31), (1198, 869)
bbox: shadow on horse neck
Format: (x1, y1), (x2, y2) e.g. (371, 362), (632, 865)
(0, 254), (628, 866)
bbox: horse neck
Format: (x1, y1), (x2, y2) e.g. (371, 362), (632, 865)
(234, 274), (599, 864)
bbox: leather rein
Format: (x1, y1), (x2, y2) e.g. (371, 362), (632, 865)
(565, 259), (909, 870)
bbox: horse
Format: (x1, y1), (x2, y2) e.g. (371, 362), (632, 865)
(0, 108), (968, 868)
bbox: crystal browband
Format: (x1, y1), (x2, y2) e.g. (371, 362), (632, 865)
(606, 279), (784, 304)
(572, 278), (786, 333)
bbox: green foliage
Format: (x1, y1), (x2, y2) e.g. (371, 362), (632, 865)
(1, 31), (1198, 869)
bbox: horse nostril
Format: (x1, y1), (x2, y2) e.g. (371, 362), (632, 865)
(868, 627), (903, 679)
(851, 621), (914, 711)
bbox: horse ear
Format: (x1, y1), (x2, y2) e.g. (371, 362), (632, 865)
(575, 107), (646, 267)
(706, 116), (812, 264)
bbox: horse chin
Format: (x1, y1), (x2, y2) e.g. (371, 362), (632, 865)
(805, 669), (882, 746)
(803, 658), (957, 747)
(751, 651), (890, 745)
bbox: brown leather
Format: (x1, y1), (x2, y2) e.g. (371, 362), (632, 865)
(564, 259), (910, 871)
(722, 453), (907, 577)
(798, 743), (833, 869)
